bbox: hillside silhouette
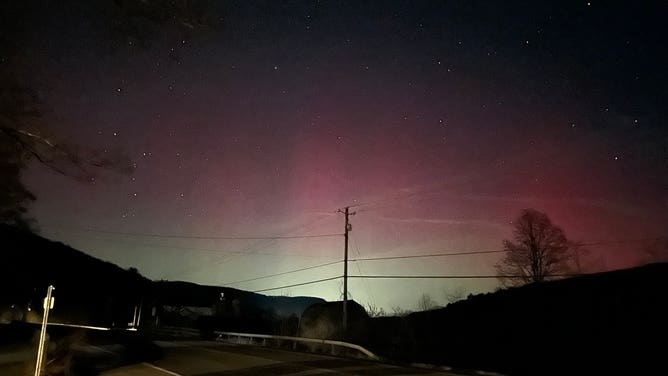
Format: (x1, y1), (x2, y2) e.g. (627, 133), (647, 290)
(366, 262), (668, 375)
(0, 224), (149, 327)
(3, 224), (667, 375)
(0, 224), (322, 335)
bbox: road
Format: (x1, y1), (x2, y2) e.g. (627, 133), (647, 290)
(100, 341), (459, 376)
(0, 340), (461, 375)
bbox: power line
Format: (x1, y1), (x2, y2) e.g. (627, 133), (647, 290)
(223, 260), (343, 285)
(43, 224), (342, 240)
(89, 228), (341, 240)
(251, 276), (342, 293)
(166, 214), (340, 280)
(579, 237), (668, 246)
(348, 274), (581, 279)
(350, 249), (507, 262)
(50, 233), (339, 258)
(348, 237), (668, 263)
(351, 233), (377, 307)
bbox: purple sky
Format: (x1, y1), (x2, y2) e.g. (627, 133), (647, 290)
(13, 1), (668, 310)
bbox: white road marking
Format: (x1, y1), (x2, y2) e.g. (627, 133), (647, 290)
(141, 362), (184, 376)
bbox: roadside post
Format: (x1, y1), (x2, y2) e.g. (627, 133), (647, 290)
(34, 285), (55, 376)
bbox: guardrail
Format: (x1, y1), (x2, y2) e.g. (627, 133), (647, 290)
(153, 326), (200, 338)
(214, 331), (380, 361)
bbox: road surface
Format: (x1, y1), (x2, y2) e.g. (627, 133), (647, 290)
(0, 340), (461, 375)
(100, 341), (459, 376)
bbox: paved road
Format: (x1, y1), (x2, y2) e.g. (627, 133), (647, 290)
(101, 341), (459, 376)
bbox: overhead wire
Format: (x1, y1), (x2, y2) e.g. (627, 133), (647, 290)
(166, 213), (340, 280)
(223, 259), (343, 285)
(42, 223), (342, 240)
(348, 237), (668, 263)
(43, 211), (666, 289)
(350, 249), (507, 262)
(45, 231), (340, 258)
(251, 276), (342, 293)
(351, 233), (377, 308)
(348, 274), (582, 279)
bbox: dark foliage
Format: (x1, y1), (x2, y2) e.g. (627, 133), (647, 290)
(0, 224), (323, 336)
(299, 300), (370, 343)
(367, 263), (668, 375)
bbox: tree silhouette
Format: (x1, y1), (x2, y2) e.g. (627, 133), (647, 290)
(391, 306), (411, 317)
(0, 1), (223, 228)
(364, 302), (386, 317)
(0, 80), (133, 228)
(443, 286), (467, 304)
(496, 209), (575, 286)
(417, 293), (437, 311)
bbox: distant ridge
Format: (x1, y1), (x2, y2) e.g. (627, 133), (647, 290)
(0, 224), (324, 332)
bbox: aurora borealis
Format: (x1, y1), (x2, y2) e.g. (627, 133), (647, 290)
(8, 1), (667, 310)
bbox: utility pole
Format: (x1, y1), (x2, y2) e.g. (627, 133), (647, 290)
(35, 285), (54, 376)
(337, 206), (355, 337)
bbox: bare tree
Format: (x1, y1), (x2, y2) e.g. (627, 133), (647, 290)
(443, 286), (467, 304)
(0, 1), (222, 228)
(417, 293), (437, 311)
(391, 306), (411, 317)
(0, 83), (133, 228)
(364, 302), (386, 317)
(495, 209), (575, 286)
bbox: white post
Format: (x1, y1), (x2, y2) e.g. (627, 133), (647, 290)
(136, 299), (143, 328)
(34, 285), (54, 376)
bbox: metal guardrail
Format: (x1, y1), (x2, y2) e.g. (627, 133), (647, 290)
(214, 331), (380, 361)
(154, 326), (200, 338)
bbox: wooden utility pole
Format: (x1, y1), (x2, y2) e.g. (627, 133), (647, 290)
(337, 206), (355, 337)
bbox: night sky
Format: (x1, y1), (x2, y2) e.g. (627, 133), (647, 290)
(10, 1), (668, 310)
